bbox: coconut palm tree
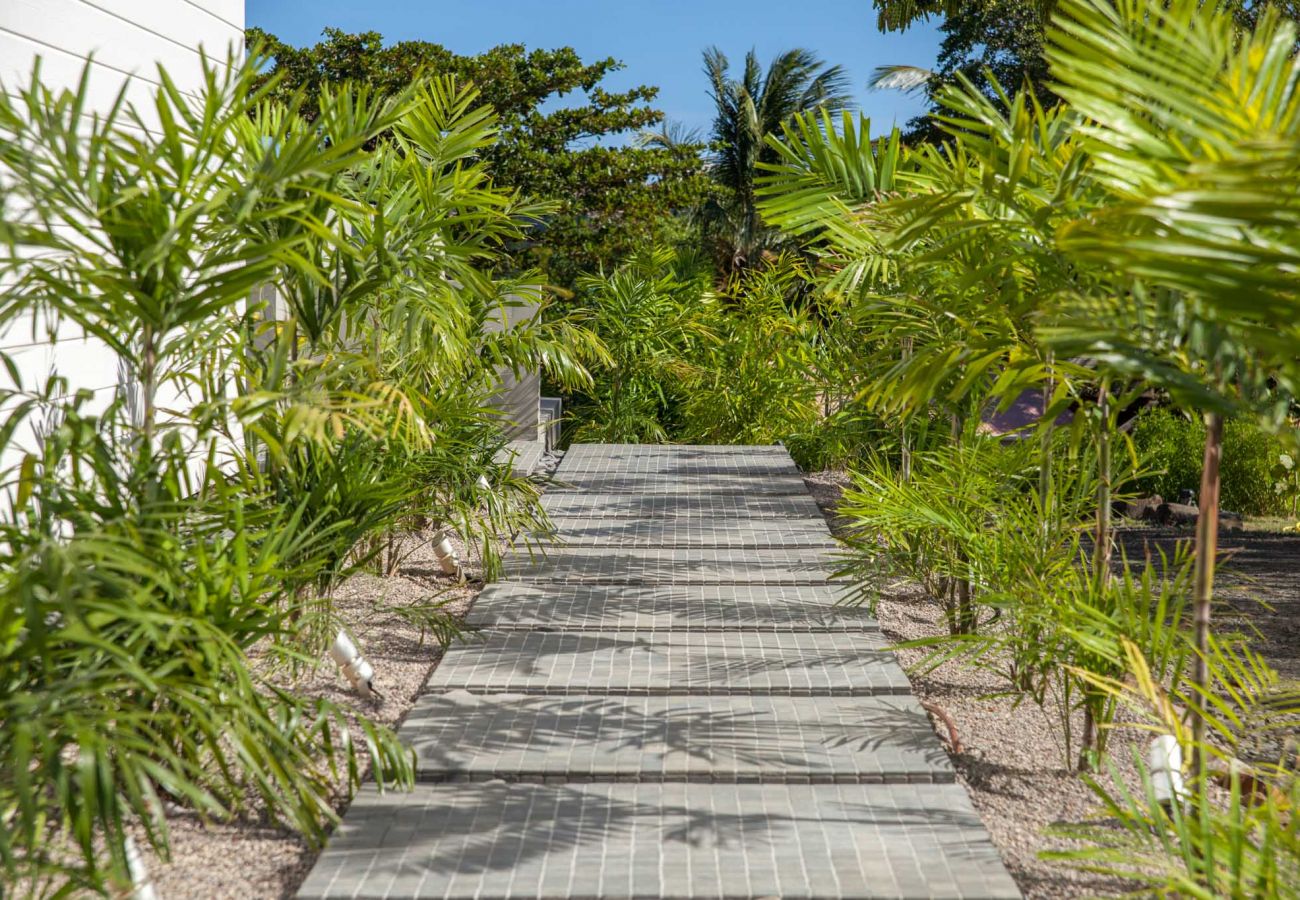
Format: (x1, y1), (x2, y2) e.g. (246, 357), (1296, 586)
(872, 0), (1056, 31)
(702, 46), (852, 275)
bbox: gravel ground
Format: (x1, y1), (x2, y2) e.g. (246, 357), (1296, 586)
(805, 472), (1143, 899)
(1118, 526), (1300, 685)
(139, 529), (485, 900)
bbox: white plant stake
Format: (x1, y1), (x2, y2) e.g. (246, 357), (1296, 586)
(432, 530), (461, 575)
(1148, 734), (1186, 807)
(477, 474), (492, 492)
(330, 630), (377, 697)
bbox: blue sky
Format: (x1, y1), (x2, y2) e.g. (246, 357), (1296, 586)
(245, 0), (943, 137)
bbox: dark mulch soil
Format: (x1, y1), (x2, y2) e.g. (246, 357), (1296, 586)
(1117, 526), (1300, 684)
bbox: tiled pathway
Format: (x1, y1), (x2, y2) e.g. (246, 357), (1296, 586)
(299, 444), (1020, 899)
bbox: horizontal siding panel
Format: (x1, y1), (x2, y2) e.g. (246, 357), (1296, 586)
(2, 307), (111, 350)
(2, 332), (121, 393)
(2, 90), (163, 144)
(1, 0), (239, 96)
(181, 0), (244, 30)
(0, 31), (165, 115)
(78, 0), (242, 56)
(0, 1), (248, 487)
(0, 382), (118, 475)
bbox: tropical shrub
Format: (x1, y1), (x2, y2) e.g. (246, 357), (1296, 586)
(836, 427), (1196, 767)
(1130, 407), (1208, 503)
(1052, 634), (1300, 895)
(564, 249), (861, 454)
(0, 53), (589, 894)
(763, 0), (1300, 888)
(1054, 762), (1300, 896)
(0, 399), (412, 894)
(837, 434), (1045, 633)
(678, 260), (821, 445)
(563, 248), (713, 443)
(1132, 408), (1294, 516)
(1223, 419), (1295, 518)
(782, 407), (892, 473)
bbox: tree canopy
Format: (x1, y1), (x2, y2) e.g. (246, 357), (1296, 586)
(872, 0), (1300, 141)
(247, 27), (711, 286)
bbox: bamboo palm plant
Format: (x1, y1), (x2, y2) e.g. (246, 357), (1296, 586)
(0, 55), (421, 894)
(565, 247), (715, 443)
(0, 52), (593, 895)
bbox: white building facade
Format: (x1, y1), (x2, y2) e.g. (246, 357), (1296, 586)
(0, 0), (245, 468)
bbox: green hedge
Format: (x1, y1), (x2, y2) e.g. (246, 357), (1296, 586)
(1129, 407), (1293, 516)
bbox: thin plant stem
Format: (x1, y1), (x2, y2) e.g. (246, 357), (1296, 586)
(1093, 380), (1113, 593)
(140, 325), (157, 450)
(900, 336), (913, 484)
(1039, 352), (1054, 525)
(1081, 378), (1113, 771)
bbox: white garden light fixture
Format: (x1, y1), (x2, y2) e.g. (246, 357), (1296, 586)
(1148, 734), (1186, 807)
(124, 835), (158, 900)
(329, 630), (377, 698)
(432, 529), (461, 576)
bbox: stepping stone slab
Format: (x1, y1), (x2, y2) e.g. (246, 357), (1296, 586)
(563, 442), (794, 458)
(556, 462), (806, 478)
(427, 630), (911, 696)
(542, 491), (825, 519)
(296, 782), (1022, 900)
(549, 472), (810, 494)
(467, 583), (874, 632)
(539, 517), (838, 549)
(405, 694), (953, 783)
(493, 440), (543, 477)
(502, 547), (839, 584)
(555, 451), (800, 480)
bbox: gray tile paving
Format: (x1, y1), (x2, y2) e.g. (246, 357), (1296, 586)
(494, 440), (544, 477)
(405, 694), (952, 783)
(537, 516), (839, 548)
(549, 472), (811, 494)
(299, 443), (1020, 899)
(502, 546), (840, 584)
(427, 630), (911, 696)
(298, 782), (1021, 899)
(466, 583), (874, 631)
(555, 446), (800, 479)
(542, 491), (825, 519)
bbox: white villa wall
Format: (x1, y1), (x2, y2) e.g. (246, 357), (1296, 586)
(0, 0), (245, 472)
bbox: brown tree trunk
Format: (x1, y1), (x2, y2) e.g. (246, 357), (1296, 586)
(900, 337), (913, 484)
(956, 565), (975, 634)
(1039, 353), (1055, 518)
(1092, 380), (1114, 591)
(1190, 412), (1224, 783)
(1081, 379), (1113, 772)
(1079, 707), (1096, 773)
(950, 409), (974, 633)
